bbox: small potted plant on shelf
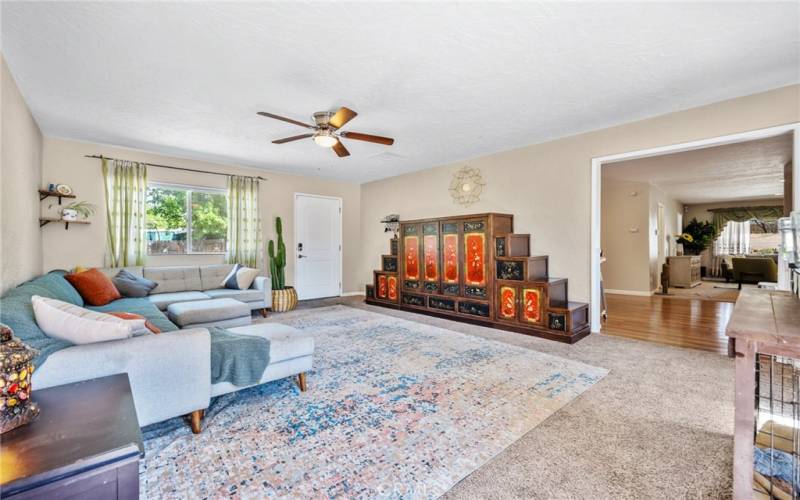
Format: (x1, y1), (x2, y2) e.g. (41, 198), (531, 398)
(268, 216), (297, 312)
(61, 201), (96, 222)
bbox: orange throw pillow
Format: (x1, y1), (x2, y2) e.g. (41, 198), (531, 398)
(107, 312), (161, 334)
(65, 268), (121, 306)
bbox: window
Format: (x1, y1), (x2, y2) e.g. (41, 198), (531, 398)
(146, 184), (228, 255)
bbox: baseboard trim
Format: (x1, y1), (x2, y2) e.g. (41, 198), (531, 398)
(341, 291), (366, 297)
(605, 289), (654, 297)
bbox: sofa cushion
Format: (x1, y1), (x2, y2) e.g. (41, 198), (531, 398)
(147, 291), (211, 311)
(32, 295), (133, 345)
(4, 271), (85, 307)
(98, 266), (144, 280)
(200, 264), (235, 291)
(204, 288), (263, 303)
(65, 268), (122, 306)
(107, 312), (161, 334)
(143, 266), (202, 293)
(227, 323), (314, 363)
(0, 272), (84, 367)
(89, 297), (179, 333)
(221, 264), (260, 290)
(167, 298), (250, 327)
(112, 270), (158, 298)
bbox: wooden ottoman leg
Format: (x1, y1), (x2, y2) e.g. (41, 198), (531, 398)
(260, 308), (269, 318)
(189, 409), (204, 434)
(296, 372), (307, 392)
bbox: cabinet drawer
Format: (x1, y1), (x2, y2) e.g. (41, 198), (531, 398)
(458, 300), (490, 318)
(428, 296), (456, 312)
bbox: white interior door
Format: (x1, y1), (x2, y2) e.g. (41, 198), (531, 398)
(294, 193), (342, 300)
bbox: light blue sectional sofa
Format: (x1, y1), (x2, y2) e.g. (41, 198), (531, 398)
(100, 264), (272, 314)
(0, 267), (314, 432)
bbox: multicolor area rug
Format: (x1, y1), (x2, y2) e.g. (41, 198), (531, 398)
(141, 305), (607, 498)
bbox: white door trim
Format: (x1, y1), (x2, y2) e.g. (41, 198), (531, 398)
(293, 192), (343, 298)
(591, 122), (800, 333)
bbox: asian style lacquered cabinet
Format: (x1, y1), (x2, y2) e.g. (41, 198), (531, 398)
(366, 212), (590, 344)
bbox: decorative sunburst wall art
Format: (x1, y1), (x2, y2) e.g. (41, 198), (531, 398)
(449, 166), (485, 206)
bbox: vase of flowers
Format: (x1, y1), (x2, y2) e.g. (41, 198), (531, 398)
(676, 218), (715, 255)
(268, 216), (297, 312)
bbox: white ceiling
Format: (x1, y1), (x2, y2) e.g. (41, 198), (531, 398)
(602, 133), (793, 204)
(2, 2), (798, 183)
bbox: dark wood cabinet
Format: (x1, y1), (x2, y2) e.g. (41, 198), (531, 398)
(0, 374), (143, 500)
(366, 212), (590, 343)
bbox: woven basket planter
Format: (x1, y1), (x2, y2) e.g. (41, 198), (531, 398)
(271, 286), (298, 312)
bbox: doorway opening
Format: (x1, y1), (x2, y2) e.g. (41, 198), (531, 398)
(591, 123), (799, 353)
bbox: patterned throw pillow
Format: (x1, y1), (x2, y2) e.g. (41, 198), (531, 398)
(221, 264), (260, 290)
(64, 268), (121, 306)
(31, 295), (134, 344)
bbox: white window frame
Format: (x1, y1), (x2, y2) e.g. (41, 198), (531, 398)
(146, 182), (228, 256)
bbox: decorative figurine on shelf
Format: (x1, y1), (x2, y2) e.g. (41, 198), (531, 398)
(380, 214), (400, 239)
(0, 323), (39, 434)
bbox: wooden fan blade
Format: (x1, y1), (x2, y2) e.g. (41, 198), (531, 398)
(332, 140), (350, 157)
(328, 107), (358, 129)
(272, 133), (313, 144)
(340, 131), (394, 146)
(257, 111), (313, 129)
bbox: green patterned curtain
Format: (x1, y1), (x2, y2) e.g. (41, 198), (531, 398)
(709, 205), (784, 236)
(102, 158), (148, 267)
(226, 175), (261, 268)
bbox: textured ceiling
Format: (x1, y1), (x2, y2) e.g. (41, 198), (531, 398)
(603, 133), (793, 204)
(2, 2), (798, 183)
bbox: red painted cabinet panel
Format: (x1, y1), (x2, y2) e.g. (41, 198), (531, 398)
(522, 286), (544, 325)
(377, 274), (388, 299)
(464, 232), (486, 287)
(498, 285), (517, 320)
(388, 276), (398, 301)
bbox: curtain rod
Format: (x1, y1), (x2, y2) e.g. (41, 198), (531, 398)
(84, 155), (267, 181)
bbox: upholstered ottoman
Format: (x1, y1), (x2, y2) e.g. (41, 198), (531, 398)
(167, 298), (251, 329)
(210, 323), (315, 397)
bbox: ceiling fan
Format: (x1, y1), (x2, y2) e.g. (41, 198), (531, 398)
(257, 107), (394, 157)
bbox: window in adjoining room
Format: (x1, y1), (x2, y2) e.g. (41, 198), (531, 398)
(145, 184), (228, 255)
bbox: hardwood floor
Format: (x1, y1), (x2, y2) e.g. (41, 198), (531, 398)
(600, 294), (734, 354)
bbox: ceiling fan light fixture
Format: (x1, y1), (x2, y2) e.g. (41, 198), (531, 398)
(313, 129), (338, 148)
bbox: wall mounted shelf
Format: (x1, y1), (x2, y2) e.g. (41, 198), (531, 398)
(38, 189), (76, 205)
(39, 218), (90, 230)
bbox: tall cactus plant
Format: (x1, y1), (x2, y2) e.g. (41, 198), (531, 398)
(267, 216), (287, 290)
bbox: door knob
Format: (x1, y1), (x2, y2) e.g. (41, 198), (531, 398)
(298, 254), (307, 259)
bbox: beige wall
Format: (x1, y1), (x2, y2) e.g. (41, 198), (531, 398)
(599, 180), (682, 293)
(1, 55), (43, 293)
(600, 180), (650, 292)
(647, 185), (683, 291)
(40, 138), (363, 293)
(360, 84), (800, 303)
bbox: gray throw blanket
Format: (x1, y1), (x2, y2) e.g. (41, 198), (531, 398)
(209, 327), (270, 386)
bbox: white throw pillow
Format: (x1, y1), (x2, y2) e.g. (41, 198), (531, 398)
(221, 264), (260, 290)
(31, 295), (138, 344)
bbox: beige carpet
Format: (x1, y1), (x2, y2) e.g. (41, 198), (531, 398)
(283, 296), (734, 499)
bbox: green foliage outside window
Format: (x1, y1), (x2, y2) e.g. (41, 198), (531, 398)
(146, 186), (227, 254)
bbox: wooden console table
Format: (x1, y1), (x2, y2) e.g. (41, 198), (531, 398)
(726, 288), (800, 499)
(0, 374), (143, 499)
